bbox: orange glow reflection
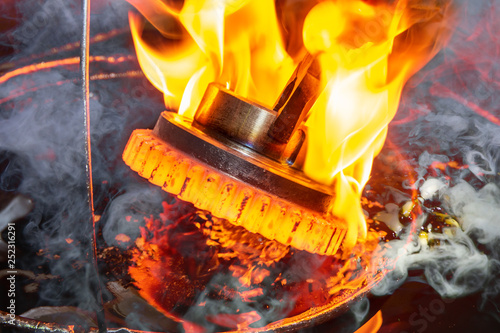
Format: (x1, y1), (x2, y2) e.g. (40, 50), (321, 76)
(354, 310), (383, 333)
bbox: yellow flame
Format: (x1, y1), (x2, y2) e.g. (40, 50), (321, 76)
(302, 0), (455, 248)
(128, 0), (295, 118)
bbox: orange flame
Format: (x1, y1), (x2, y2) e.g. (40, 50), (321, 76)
(302, 0), (456, 248)
(128, 0), (295, 118)
(127, 0), (456, 249)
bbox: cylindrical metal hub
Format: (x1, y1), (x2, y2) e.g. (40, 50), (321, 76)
(193, 83), (305, 164)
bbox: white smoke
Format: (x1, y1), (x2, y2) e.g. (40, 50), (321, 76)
(372, 177), (499, 296)
(352, 1), (500, 328)
(359, 0), (500, 328)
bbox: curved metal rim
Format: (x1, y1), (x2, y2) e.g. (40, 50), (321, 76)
(153, 111), (335, 214)
(0, 271), (384, 333)
(234, 270), (384, 333)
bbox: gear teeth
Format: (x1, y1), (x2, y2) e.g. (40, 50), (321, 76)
(276, 208), (301, 246)
(193, 172), (222, 213)
(150, 151), (176, 186)
(164, 155), (191, 195)
(258, 200), (287, 242)
(178, 165), (206, 203)
(123, 129), (347, 256)
(244, 194), (270, 233)
(233, 186), (255, 226)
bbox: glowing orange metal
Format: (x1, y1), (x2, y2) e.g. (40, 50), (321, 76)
(123, 128), (346, 255)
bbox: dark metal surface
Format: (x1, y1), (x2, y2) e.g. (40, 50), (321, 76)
(0, 310), (157, 333)
(154, 111), (335, 214)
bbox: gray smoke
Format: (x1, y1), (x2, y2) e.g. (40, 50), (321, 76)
(367, 0), (500, 323)
(372, 180), (499, 296)
(0, 0), (162, 315)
